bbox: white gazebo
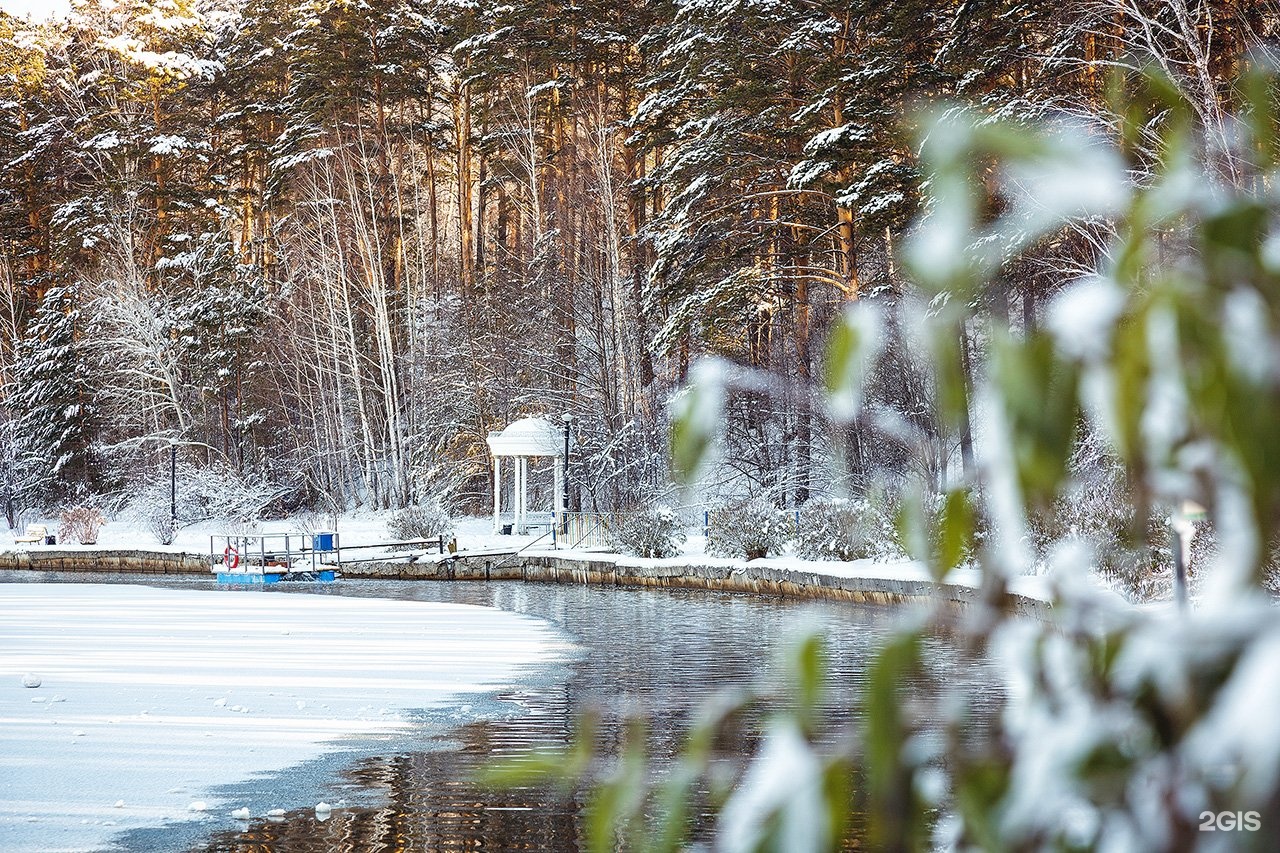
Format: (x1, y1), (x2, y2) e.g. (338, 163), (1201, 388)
(486, 416), (570, 534)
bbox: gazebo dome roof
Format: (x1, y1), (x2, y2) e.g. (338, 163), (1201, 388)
(486, 416), (568, 457)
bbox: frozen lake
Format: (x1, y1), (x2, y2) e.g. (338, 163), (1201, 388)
(0, 580), (571, 852)
(1, 575), (1000, 851)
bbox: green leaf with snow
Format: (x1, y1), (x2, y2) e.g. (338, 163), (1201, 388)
(937, 488), (975, 580)
(864, 631), (926, 850)
(824, 303), (883, 421)
(668, 363), (725, 485)
(993, 332), (1080, 511)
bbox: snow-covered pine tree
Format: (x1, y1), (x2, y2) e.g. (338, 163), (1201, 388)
(5, 284), (98, 509)
(163, 232), (269, 470)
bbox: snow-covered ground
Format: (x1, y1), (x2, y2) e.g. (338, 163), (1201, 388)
(0, 583), (573, 852)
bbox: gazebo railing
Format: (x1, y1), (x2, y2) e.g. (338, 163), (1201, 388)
(495, 510), (557, 534)
(559, 512), (629, 549)
(556, 506), (717, 550)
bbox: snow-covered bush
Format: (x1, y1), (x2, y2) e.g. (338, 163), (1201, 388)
(294, 510), (336, 536)
(387, 501), (453, 543)
(144, 508), (176, 546)
(58, 506), (104, 545)
(706, 498), (794, 560)
(1028, 441), (1173, 601)
(795, 498), (887, 562)
(293, 504), (325, 532)
(124, 463), (287, 530)
(613, 506), (686, 559)
(225, 516), (260, 537)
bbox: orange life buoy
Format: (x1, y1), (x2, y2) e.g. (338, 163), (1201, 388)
(223, 544), (240, 570)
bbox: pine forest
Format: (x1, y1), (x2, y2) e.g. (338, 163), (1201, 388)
(0, 0), (1274, 528)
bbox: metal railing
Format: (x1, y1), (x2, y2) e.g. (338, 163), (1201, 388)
(559, 512), (625, 549)
(494, 511), (557, 535)
(210, 532), (451, 577)
(210, 532), (339, 576)
(332, 537), (451, 565)
(557, 506), (717, 550)
(522, 502), (812, 551)
(482, 526), (561, 575)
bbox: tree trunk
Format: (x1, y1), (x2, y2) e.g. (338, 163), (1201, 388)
(455, 80), (475, 295)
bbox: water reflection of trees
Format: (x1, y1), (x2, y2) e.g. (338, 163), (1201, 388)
(200, 711), (585, 852)
(191, 583), (998, 852)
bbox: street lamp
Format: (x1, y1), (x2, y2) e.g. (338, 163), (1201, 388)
(561, 413), (573, 523)
(169, 441), (178, 531)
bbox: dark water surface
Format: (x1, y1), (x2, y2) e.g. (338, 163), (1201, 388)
(12, 574), (1000, 851)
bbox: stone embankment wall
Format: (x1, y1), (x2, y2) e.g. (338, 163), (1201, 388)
(0, 549), (1049, 617)
(0, 549), (208, 574)
(344, 553), (1051, 617)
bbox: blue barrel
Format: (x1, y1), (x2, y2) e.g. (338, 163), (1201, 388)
(314, 531), (335, 551)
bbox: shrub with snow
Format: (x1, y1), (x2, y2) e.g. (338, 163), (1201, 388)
(145, 509), (176, 546)
(294, 510), (336, 536)
(387, 501), (453, 543)
(58, 505), (104, 545)
(795, 498), (886, 562)
(123, 488), (179, 546)
(225, 515), (261, 537)
(614, 505), (687, 559)
(123, 463), (287, 531)
(706, 498), (795, 560)
(1029, 446), (1174, 602)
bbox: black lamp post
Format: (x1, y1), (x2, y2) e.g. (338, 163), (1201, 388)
(170, 441), (178, 530)
(561, 413), (573, 522)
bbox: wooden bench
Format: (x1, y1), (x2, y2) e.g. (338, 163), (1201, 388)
(13, 524), (49, 545)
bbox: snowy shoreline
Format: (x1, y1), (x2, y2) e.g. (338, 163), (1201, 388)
(0, 583), (573, 853)
(438, 548), (1062, 616)
(0, 515), (1096, 617)
(1, 542), (1065, 618)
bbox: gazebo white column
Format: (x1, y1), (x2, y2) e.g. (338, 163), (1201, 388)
(516, 457), (527, 534)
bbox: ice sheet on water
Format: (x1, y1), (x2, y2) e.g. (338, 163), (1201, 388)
(0, 583), (571, 852)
